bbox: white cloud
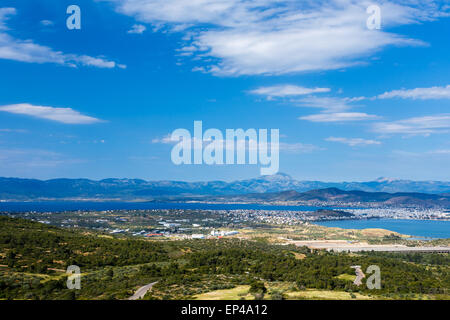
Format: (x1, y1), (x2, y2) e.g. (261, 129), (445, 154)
(0, 7), (15, 30)
(0, 8), (124, 68)
(128, 24), (146, 34)
(279, 142), (321, 153)
(429, 149), (450, 155)
(0, 128), (27, 133)
(152, 134), (173, 144)
(326, 137), (381, 146)
(250, 87), (365, 114)
(300, 112), (380, 122)
(377, 85), (450, 100)
(296, 96), (357, 113)
(392, 149), (450, 157)
(106, 0), (259, 27)
(0, 148), (83, 168)
(152, 133), (318, 153)
(103, 0), (448, 76)
(74, 55), (120, 68)
(40, 20), (54, 27)
(0, 33), (122, 68)
(249, 85), (330, 98)
(194, 22), (420, 76)
(373, 114), (450, 135)
(0, 103), (103, 124)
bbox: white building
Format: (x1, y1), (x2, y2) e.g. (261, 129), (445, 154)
(210, 230), (239, 237)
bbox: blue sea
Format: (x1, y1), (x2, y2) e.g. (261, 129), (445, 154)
(0, 201), (328, 213)
(316, 219), (450, 239)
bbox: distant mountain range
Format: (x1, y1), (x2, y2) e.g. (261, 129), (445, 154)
(1, 173), (450, 200)
(204, 188), (450, 208)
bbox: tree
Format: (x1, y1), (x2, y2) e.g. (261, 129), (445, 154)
(106, 269), (114, 279)
(269, 289), (285, 300)
(249, 281), (267, 300)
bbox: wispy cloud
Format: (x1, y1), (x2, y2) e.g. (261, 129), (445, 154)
(152, 134), (318, 153)
(344, 84), (450, 101)
(0, 128), (28, 133)
(0, 7), (124, 69)
(429, 149), (450, 155)
(373, 114), (450, 135)
(295, 96), (357, 113)
(0, 7), (15, 30)
(377, 84), (450, 100)
(249, 85), (330, 99)
(40, 20), (54, 27)
(250, 85), (371, 122)
(127, 24), (146, 34)
(392, 149), (450, 158)
(326, 136), (381, 146)
(300, 112), (380, 123)
(104, 0), (448, 76)
(0, 103), (103, 124)
(0, 148), (83, 168)
(152, 134), (173, 144)
(279, 142), (321, 154)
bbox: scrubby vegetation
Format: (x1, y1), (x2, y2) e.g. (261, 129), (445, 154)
(0, 216), (448, 300)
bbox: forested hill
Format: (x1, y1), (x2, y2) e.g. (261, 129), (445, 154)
(0, 216), (449, 300)
(207, 188), (450, 207)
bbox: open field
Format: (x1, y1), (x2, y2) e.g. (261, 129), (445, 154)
(285, 290), (373, 300)
(234, 224), (411, 244)
(194, 281), (375, 300)
(335, 274), (356, 281)
(194, 282), (373, 300)
(194, 285), (254, 300)
(193, 282), (445, 300)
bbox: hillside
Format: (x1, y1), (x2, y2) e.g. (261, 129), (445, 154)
(1, 216), (449, 300)
(205, 188), (450, 208)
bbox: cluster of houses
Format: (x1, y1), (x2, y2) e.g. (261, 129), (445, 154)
(191, 229), (239, 239)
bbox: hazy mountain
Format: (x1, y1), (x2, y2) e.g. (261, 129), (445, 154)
(1, 173), (450, 200)
(209, 188), (450, 208)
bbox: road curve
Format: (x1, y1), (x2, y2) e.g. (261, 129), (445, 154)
(128, 281), (158, 300)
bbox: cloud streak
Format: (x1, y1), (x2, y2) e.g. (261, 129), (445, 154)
(0, 148), (83, 168)
(295, 96), (359, 113)
(300, 112), (380, 123)
(104, 0), (448, 76)
(152, 134), (318, 153)
(249, 85), (330, 98)
(377, 85), (450, 100)
(128, 24), (146, 34)
(0, 7), (124, 69)
(0, 103), (103, 124)
(373, 114), (450, 135)
(326, 137), (381, 146)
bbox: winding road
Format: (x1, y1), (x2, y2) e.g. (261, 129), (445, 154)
(128, 281), (158, 300)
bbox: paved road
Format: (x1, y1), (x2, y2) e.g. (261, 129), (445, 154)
(351, 266), (365, 286)
(128, 281), (158, 300)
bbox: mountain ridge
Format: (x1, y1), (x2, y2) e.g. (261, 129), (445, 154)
(1, 173), (450, 200)
(205, 187), (450, 208)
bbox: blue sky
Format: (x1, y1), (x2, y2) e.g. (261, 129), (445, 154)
(0, 0), (450, 182)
